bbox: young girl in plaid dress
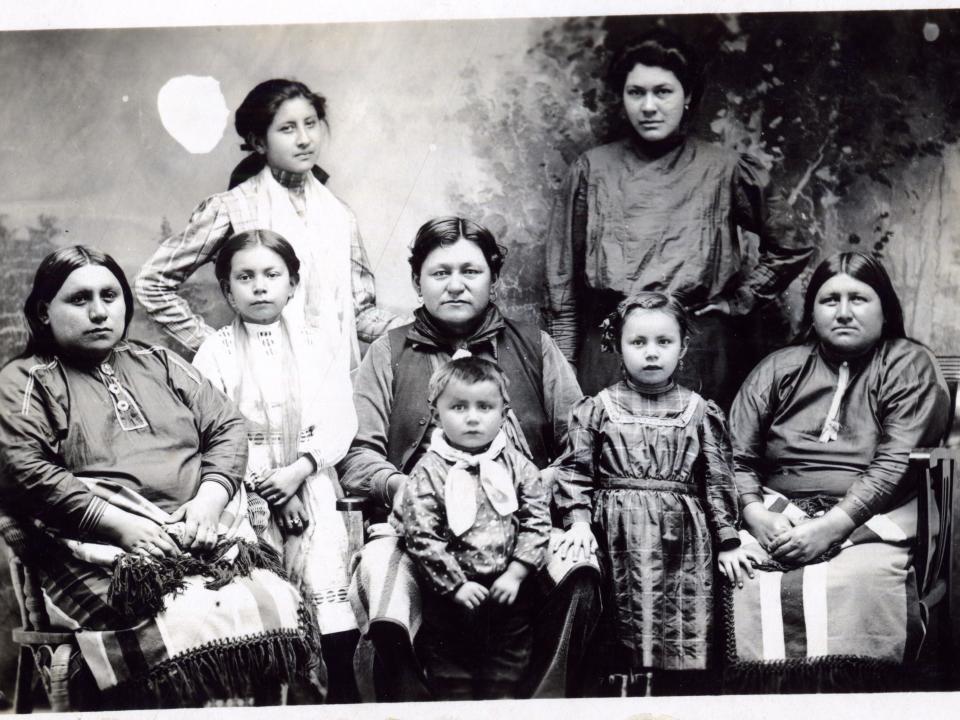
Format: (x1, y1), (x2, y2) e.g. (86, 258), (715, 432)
(554, 292), (760, 694)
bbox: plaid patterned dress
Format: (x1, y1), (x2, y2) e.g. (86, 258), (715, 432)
(556, 381), (740, 671)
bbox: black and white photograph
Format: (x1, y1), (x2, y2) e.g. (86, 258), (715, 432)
(0, 1), (957, 716)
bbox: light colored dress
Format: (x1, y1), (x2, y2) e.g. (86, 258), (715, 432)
(194, 319), (359, 634)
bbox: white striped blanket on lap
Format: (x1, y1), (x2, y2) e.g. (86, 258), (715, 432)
(724, 489), (925, 692)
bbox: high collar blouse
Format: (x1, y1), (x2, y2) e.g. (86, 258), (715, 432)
(729, 339), (950, 526)
(544, 135), (813, 361)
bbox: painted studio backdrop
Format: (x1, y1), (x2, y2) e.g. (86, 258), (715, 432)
(1, 9), (959, 700)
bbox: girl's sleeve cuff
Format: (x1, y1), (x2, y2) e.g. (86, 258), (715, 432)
(563, 509), (592, 528)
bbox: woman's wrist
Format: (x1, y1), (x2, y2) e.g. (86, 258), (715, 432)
(97, 504), (137, 545)
(821, 507), (856, 543)
(196, 480), (231, 513)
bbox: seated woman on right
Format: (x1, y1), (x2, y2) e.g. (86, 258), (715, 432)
(727, 251), (949, 690)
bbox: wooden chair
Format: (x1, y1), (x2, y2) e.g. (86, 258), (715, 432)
(1, 511), (91, 713)
(2, 490), (349, 712)
(913, 355), (960, 687)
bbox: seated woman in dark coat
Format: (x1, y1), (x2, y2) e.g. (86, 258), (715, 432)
(338, 217), (601, 700)
(0, 246), (321, 708)
(726, 251), (950, 691)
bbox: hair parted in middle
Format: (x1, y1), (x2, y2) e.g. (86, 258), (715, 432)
(796, 250), (906, 344)
(20, 245), (135, 360)
(408, 216), (507, 280)
(213, 229), (301, 295)
(607, 29), (703, 116)
(427, 355), (511, 409)
(599, 291), (690, 354)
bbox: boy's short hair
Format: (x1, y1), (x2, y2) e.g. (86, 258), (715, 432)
(427, 356), (511, 409)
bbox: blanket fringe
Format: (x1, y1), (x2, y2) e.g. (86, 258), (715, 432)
(719, 584), (904, 693)
(108, 539), (289, 621)
(722, 655), (904, 693)
(104, 601), (324, 709)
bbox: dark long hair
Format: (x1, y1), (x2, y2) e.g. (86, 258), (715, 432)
(796, 251), (906, 344)
(228, 79), (328, 189)
(408, 216), (507, 282)
(20, 245), (134, 359)
(607, 29), (703, 117)
(213, 229), (301, 295)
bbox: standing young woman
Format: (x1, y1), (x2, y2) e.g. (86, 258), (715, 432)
(545, 30), (814, 406)
(136, 78), (400, 360)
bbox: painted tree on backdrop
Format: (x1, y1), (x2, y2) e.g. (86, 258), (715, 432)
(0, 214), (60, 364)
(449, 11), (960, 350)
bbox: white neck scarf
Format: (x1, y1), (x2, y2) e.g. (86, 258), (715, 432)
(428, 428), (518, 536)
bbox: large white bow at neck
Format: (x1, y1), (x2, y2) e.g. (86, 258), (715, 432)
(427, 428), (519, 537)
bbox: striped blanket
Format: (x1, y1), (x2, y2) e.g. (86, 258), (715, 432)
(347, 526), (600, 700)
(725, 489), (925, 690)
(349, 526), (599, 637)
(26, 479), (321, 706)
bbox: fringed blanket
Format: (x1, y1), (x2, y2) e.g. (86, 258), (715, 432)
(723, 489), (925, 693)
(27, 479), (322, 706)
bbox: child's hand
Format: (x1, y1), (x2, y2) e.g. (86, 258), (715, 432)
(276, 495), (309, 536)
(489, 561), (529, 605)
(718, 546), (765, 589)
(259, 458), (311, 506)
(453, 581), (489, 610)
(553, 521), (597, 561)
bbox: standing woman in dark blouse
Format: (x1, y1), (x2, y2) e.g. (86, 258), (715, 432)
(545, 30), (814, 405)
(726, 252), (949, 689)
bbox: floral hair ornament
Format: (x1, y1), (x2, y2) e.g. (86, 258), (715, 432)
(599, 307), (623, 354)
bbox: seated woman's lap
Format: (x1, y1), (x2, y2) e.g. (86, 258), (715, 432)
(732, 539), (922, 663)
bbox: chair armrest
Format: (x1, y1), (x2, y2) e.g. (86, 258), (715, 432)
(336, 496), (373, 562)
(0, 506), (27, 558)
(336, 496), (373, 513)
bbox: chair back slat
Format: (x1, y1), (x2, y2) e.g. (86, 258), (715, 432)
(936, 356), (960, 448)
